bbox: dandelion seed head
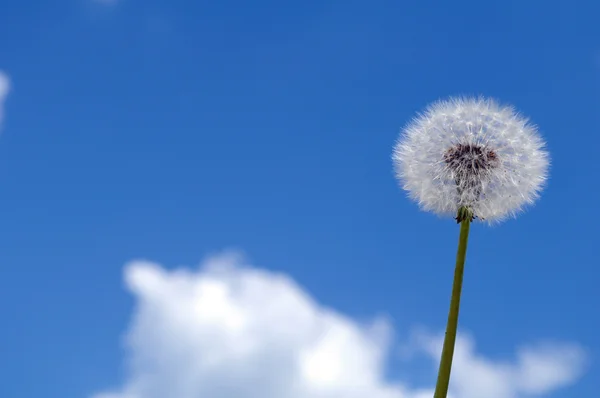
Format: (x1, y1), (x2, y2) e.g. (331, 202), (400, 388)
(393, 97), (550, 223)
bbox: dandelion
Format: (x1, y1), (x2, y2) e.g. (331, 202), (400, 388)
(392, 97), (549, 398)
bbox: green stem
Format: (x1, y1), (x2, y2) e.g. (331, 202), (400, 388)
(433, 209), (472, 398)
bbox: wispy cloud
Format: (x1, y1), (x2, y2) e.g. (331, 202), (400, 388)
(413, 331), (587, 398)
(91, 252), (588, 398)
(0, 71), (10, 128)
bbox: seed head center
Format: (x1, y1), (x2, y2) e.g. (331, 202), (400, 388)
(444, 143), (498, 173)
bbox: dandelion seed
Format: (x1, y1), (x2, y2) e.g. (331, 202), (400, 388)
(393, 97), (549, 223)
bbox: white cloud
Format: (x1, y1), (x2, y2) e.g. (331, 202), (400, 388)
(413, 332), (587, 398)
(91, 252), (588, 398)
(0, 71), (10, 128)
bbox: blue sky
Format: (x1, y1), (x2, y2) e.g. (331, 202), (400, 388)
(0, 1), (599, 397)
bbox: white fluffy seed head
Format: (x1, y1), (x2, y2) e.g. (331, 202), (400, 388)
(393, 97), (550, 223)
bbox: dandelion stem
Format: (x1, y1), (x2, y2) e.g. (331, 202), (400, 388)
(433, 207), (471, 398)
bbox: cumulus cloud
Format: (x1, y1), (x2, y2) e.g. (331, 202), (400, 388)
(91, 253), (587, 398)
(0, 71), (10, 128)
